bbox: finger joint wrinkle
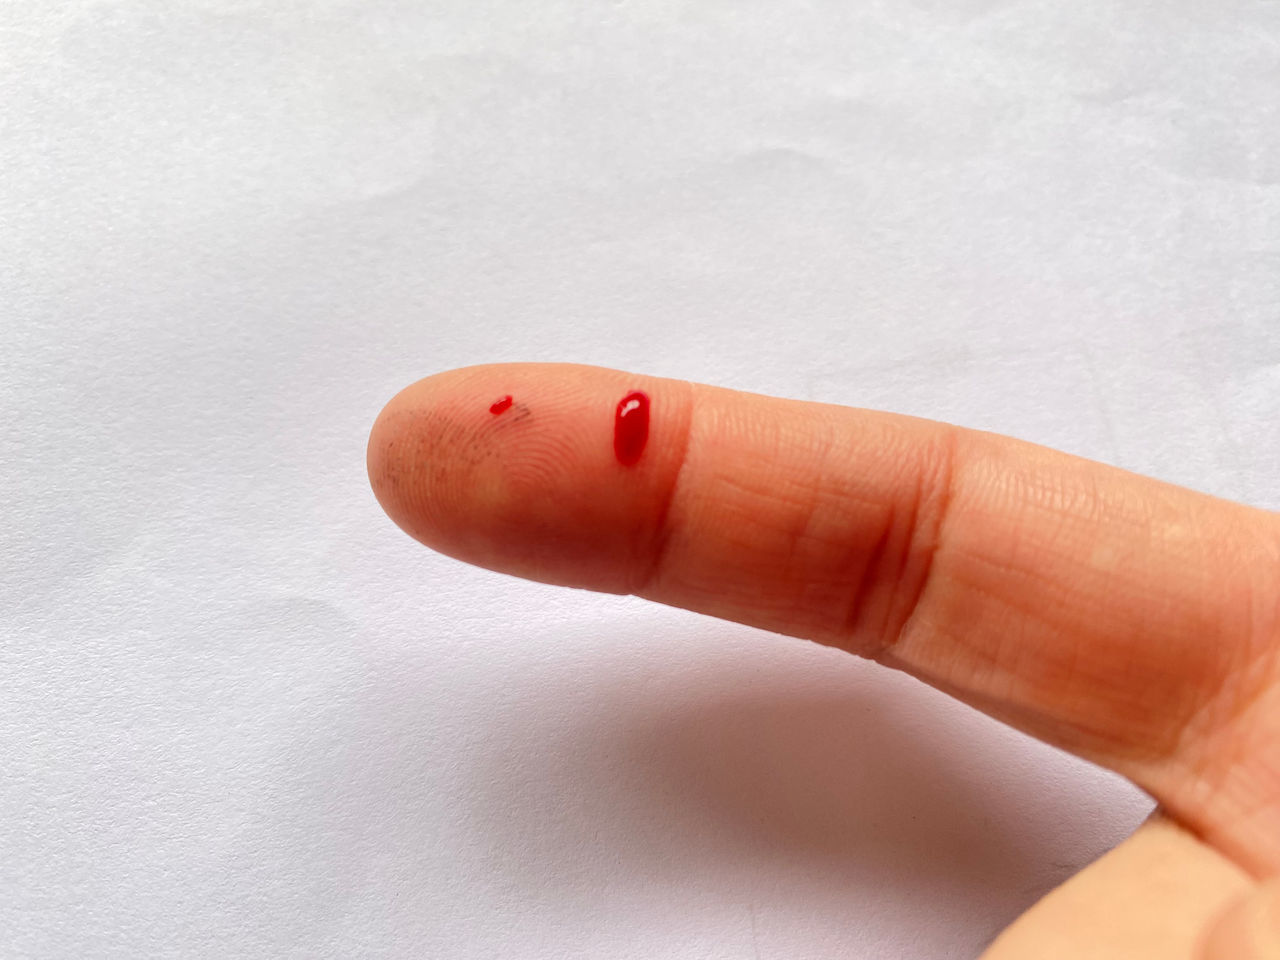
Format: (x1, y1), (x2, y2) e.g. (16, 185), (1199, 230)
(851, 425), (960, 659)
(631, 383), (696, 596)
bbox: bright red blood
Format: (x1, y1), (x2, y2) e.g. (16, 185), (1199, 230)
(613, 390), (649, 466)
(489, 395), (513, 415)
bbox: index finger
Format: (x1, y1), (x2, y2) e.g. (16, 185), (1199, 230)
(367, 362), (1280, 873)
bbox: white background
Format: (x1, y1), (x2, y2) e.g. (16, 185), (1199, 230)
(4, 2), (1278, 957)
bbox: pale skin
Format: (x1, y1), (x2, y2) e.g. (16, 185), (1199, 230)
(367, 363), (1280, 958)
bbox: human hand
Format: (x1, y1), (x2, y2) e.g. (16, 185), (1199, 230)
(367, 363), (1280, 958)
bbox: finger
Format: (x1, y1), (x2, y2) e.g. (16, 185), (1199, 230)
(1201, 882), (1280, 960)
(367, 363), (1280, 871)
(982, 815), (1250, 960)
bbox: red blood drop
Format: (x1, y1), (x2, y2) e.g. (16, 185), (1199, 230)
(613, 390), (649, 466)
(489, 395), (513, 415)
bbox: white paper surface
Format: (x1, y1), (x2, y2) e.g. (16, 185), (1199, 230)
(4, 1), (1278, 957)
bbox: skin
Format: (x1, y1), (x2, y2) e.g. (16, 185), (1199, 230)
(367, 363), (1280, 957)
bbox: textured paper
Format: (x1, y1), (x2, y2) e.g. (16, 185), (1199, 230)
(4, 1), (1278, 957)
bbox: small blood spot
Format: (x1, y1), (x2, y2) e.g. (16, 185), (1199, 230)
(489, 395), (513, 415)
(613, 390), (650, 466)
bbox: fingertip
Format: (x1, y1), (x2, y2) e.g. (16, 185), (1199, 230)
(365, 363), (689, 592)
(365, 369), (462, 545)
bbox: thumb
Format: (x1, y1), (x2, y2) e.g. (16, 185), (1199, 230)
(1202, 881), (1280, 960)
